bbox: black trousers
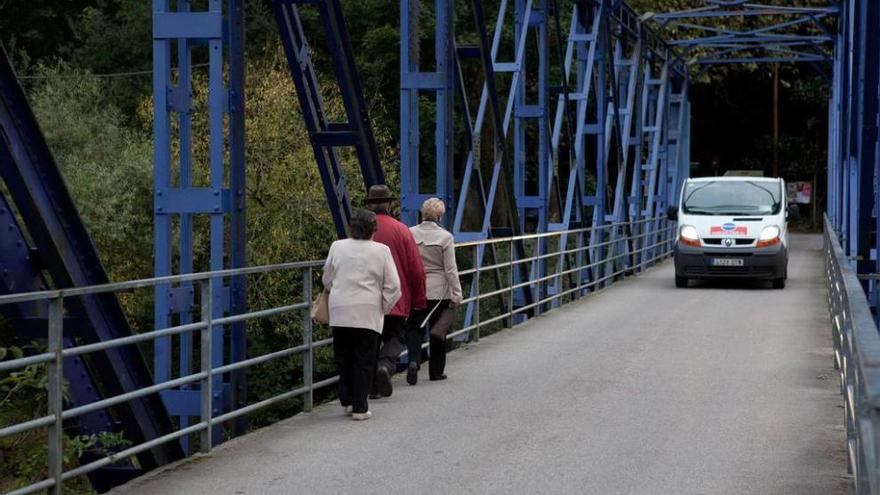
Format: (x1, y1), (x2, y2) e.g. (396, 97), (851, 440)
(376, 315), (406, 372)
(332, 327), (379, 414)
(406, 300), (453, 378)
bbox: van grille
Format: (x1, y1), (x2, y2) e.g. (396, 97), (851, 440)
(684, 265), (775, 277)
(702, 238), (756, 246)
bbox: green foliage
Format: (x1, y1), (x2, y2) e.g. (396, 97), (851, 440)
(67, 432), (132, 461)
(0, 345), (94, 494)
(0, 0), (95, 62)
(28, 64), (154, 284)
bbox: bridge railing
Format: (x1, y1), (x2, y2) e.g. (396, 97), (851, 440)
(0, 216), (674, 495)
(825, 215), (880, 494)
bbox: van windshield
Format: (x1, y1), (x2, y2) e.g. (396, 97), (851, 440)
(682, 180), (782, 216)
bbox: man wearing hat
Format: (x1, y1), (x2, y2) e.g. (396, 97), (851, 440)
(364, 184), (426, 398)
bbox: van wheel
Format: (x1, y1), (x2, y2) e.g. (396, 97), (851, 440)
(675, 276), (689, 288)
(772, 277), (786, 289)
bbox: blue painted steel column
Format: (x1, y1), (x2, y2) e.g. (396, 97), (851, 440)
(845, 0), (861, 261)
(399, 0), (418, 226)
(853, 0), (880, 301)
(152, 0), (172, 389)
(512, 0), (550, 308)
(828, 3), (845, 232)
(592, 2), (609, 285)
(228, 0), (248, 437)
(153, 0), (246, 448)
(400, 0), (455, 227)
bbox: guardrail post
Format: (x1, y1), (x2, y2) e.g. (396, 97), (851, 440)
(577, 230), (585, 298)
(303, 267), (314, 412)
(47, 296), (64, 495)
(473, 246), (481, 342)
(558, 232), (566, 306)
(508, 238), (515, 328)
(199, 280), (214, 453)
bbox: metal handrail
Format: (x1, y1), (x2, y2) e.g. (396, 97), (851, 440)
(824, 215), (880, 495)
(0, 216), (675, 495)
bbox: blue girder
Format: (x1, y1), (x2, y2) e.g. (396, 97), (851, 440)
(151, 0), (247, 450)
(272, 0), (386, 238)
(826, 0), (880, 311)
(644, 1), (837, 66)
(398, 0), (689, 327)
(0, 45), (183, 487)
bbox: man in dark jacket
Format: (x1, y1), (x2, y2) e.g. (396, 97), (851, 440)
(365, 185), (427, 397)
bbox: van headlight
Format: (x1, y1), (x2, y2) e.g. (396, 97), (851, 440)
(756, 226), (781, 248)
(679, 225), (700, 247)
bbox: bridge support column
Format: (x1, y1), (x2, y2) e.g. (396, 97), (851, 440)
(152, 0), (247, 450)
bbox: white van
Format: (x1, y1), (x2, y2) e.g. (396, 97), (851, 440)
(667, 177), (798, 289)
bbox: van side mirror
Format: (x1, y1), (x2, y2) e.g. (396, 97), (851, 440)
(787, 204), (800, 221)
(667, 205), (679, 222)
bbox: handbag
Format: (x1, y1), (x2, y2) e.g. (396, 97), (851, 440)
(429, 306), (455, 340)
(311, 290), (330, 325)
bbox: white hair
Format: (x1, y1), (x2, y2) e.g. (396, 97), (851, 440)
(420, 197), (446, 222)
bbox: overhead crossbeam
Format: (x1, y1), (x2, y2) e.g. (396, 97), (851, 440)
(652, 6), (839, 22)
(643, 1), (838, 67)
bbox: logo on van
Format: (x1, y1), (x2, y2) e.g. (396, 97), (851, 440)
(710, 224), (748, 236)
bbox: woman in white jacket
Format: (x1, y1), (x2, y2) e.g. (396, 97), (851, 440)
(322, 209), (401, 420)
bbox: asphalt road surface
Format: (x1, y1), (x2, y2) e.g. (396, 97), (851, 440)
(117, 234), (851, 495)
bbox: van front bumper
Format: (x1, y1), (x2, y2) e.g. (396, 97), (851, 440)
(674, 242), (787, 280)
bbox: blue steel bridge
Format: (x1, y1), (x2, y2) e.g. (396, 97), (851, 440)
(0, 0), (875, 493)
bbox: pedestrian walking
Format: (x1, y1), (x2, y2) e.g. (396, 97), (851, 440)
(405, 198), (462, 384)
(365, 185), (427, 398)
(322, 209), (401, 421)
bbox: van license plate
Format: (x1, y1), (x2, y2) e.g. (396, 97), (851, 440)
(712, 258), (744, 267)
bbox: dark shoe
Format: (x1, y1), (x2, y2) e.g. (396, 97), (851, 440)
(429, 374), (447, 381)
(368, 394), (382, 400)
(375, 365), (393, 397)
(406, 361), (418, 385)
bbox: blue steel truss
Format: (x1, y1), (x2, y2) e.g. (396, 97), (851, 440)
(644, 1), (836, 68)
(10, 0), (880, 489)
(142, 0), (694, 471)
(826, 0), (880, 315)
(0, 45), (183, 487)
(150, 0), (697, 470)
(151, 0), (247, 449)
(0, 184), (145, 490)
(399, 0), (689, 325)
(272, 0), (387, 239)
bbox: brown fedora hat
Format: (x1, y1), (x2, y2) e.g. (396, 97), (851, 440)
(365, 184), (396, 202)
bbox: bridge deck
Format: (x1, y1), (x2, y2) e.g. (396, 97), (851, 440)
(118, 234), (850, 495)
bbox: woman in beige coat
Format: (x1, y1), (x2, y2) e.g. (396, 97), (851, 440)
(322, 209), (401, 420)
(405, 198), (463, 385)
